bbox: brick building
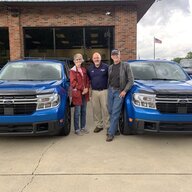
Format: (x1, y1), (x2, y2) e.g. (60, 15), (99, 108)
(0, 0), (154, 67)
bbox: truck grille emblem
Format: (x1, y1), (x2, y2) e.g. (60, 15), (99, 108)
(3, 100), (14, 104)
(178, 99), (188, 104)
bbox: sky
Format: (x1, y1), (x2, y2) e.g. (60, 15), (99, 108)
(137, 0), (192, 60)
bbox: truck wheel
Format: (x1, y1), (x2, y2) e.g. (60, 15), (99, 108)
(119, 107), (134, 135)
(59, 101), (71, 136)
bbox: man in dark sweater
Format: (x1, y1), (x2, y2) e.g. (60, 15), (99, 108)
(87, 52), (109, 133)
(107, 49), (134, 142)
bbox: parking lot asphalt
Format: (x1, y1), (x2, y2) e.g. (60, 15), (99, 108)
(0, 103), (192, 191)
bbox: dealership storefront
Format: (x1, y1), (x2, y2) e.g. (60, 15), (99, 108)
(0, 0), (154, 67)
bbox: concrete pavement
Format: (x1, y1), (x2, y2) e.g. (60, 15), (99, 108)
(0, 103), (192, 191)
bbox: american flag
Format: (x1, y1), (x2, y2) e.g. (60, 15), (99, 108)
(154, 37), (162, 44)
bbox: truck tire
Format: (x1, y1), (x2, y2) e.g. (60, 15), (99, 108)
(59, 100), (71, 136)
(119, 106), (134, 135)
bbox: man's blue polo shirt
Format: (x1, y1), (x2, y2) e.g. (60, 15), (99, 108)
(87, 63), (108, 90)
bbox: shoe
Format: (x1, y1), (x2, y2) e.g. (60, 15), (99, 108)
(94, 127), (103, 133)
(81, 128), (89, 134)
(106, 135), (114, 142)
(75, 130), (83, 136)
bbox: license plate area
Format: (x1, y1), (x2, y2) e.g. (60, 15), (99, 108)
(177, 104), (187, 114)
(4, 107), (14, 115)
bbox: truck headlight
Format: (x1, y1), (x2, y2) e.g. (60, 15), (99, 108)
(133, 93), (156, 109)
(37, 93), (60, 110)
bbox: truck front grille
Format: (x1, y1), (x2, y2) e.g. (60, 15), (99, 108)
(0, 95), (37, 115)
(156, 94), (192, 114)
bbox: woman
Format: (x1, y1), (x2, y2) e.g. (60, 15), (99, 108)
(70, 53), (90, 136)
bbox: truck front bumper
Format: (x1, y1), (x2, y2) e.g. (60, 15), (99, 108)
(0, 120), (64, 136)
(0, 108), (65, 136)
(132, 119), (192, 134)
(129, 107), (192, 133)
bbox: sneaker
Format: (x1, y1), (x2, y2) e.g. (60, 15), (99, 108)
(81, 128), (89, 134)
(75, 130), (83, 136)
(94, 127), (103, 133)
(106, 135), (114, 142)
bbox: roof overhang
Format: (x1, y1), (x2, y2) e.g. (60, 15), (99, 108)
(0, 0), (155, 22)
(136, 0), (155, 21)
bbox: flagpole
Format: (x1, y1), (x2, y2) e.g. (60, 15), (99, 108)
(154, 37), (155, 60)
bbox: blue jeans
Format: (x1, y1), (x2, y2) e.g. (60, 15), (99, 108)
(74, 96), (87, 132)
(108, 87), (124, 136)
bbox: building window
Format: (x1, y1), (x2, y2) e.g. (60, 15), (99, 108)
(24, 27), (114, 64)
(24, 28), (54, 58)
(0, 28), (10, 69)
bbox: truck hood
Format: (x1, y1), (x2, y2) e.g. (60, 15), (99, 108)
(135, 80), (192, 94)
(0, 80), (61, 94)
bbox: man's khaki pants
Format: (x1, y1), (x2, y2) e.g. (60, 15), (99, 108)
(91, 89), (110, 129)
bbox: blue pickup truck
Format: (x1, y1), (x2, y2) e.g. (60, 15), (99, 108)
(119, 60), (192, 134)
(0, 59), (71, 136)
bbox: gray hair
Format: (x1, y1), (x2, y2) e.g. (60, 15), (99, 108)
(73, 53), (84, 62)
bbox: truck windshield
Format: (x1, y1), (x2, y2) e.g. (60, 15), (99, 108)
(0, 62), (62, 81)
(130, 61), (189, 81)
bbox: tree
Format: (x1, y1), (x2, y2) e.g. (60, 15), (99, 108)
(186, 52), (192, 59)
(172, 57), (183, 63)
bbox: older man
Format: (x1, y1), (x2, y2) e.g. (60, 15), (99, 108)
(87, 52), (109, 133)
(106, 49), (134, 142)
